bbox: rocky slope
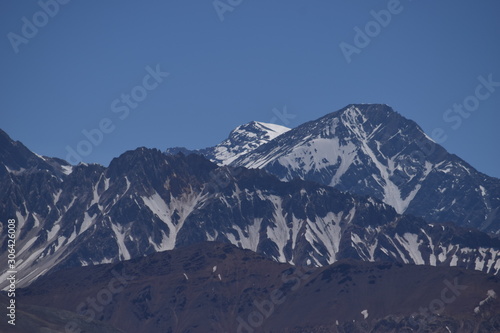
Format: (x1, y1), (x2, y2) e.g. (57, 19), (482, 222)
(11, 242), (500, 333)
(227, 104), (500, 233)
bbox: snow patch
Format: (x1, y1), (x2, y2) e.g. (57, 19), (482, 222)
(47, 224), (60, 242)
(361, 309), (369, 319)
(111, 222), (131, 260)
(18, 236), (39, 256)
(61, 164), (73, 175)
(53, 190), (62, 204)
(395, 233), (424, 265)
(214, 121), (290, 165)
(79, 212), (93, 234)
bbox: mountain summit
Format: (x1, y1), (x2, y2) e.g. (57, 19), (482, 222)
(165, 121), (290, 165)
(229, 104), (500, 232)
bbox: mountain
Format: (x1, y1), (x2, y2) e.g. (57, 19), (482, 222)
(165, 121), (290, 165)
(230, 104), (500, 233)
(1, 129), (500, 290)
(0, 129), (72, 177)
(8, 242), (500, 333)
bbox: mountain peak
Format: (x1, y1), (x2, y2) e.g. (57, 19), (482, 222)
(234, 120), (290, 134)
(335, 103), (400, 121)
(346, 103), (393, 109)
(228, 120), (290, 143)
(165, 121), (290, 165)
(231, 105), (500, 232)
(208, 121), (290, 165)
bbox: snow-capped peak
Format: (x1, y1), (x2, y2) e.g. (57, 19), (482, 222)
(234, 121), (291, 140)
(213, 121), (290, 165)
(165, 121), (291, 165)
(230, 104), (500, 233)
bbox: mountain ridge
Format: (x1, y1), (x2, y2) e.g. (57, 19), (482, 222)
(1, 128), (500, 290)
(229, 104), (500, 233)
(165, 120), (290, 165)
(162, 104), (500, 233)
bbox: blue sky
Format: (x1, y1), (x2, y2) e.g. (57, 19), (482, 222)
(1, 1), (499, 177)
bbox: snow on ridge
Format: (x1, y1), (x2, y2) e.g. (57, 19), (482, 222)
(141, 190), (204, 250)
(34, 152), (47, 161)
(225, 217), (263, 254)
(344, 110), (433, 213)
(61, 164), (73, 175)
(395, 233), (425, 265)
(214, 121), (291, 166)
(111, 222), (131, 261)
(237, 104), (432, 215)
(251, 121), (291, 139)
(79, 212), (94, 234)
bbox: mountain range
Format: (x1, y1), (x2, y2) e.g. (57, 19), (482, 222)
(1, 122), (500, 290)
(1, 103), (500, 331)
(171, 104), (500, 234)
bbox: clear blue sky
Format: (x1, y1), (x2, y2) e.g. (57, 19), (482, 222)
(1, 1), (499, 177)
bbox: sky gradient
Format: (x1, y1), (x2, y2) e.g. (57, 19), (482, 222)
(1, 1), (499, 177)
